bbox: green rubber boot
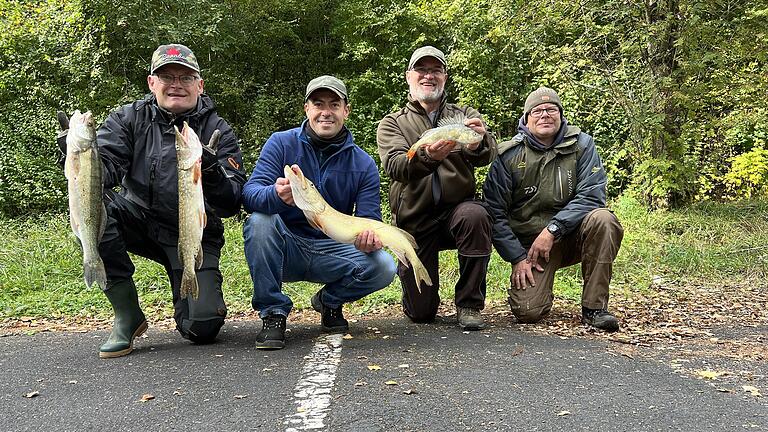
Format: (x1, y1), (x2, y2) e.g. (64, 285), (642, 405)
(99, 279), (148, 359)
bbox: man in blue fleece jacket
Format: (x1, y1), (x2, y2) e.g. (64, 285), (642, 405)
(241, 75), (396, 349)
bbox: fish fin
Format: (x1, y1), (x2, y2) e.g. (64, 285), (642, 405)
(180, 268), (199, 300)
(437, 114), (468, 128)
(412, 263), (432, 293)
(308, 213), (324, 231)
(98, 203), (107, 240)
(406, 148), (417, 160)
(83, 258), (107, 290)
(195, 243), (204, 269)
(193, 161), (202, 183)
(199, 208), (207, 228)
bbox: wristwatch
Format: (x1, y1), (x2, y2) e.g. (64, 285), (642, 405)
(546, 223), (560, 238)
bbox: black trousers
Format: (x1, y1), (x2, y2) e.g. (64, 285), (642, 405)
(98, 193), (227, 341)
(398, 201), (493, 322)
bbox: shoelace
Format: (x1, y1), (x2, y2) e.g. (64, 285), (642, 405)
(326, 307), (343, 319)
(263, 317), (284, 329)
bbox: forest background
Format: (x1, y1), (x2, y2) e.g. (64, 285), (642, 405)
(1, 0), (767, 323)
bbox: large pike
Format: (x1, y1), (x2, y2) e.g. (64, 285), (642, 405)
(65, 110), (107, 289)
(175, 122), (206, 300)
(283, 165), (432, 291)
(406, 115), (483, 160)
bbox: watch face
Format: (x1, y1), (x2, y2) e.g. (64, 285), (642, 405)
(548, 224), (558, 233)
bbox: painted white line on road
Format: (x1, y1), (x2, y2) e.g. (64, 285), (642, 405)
(284, 333), (343, 431)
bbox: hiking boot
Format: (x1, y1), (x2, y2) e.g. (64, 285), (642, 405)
(582, 307), (620, 332)
(99, 279), (148, 359)
(457, 307), (486, 330)
(311, 290), (349, 333)
(255, 314), (286, 350)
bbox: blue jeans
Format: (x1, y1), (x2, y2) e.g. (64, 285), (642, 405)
(243, 213), (397, 318)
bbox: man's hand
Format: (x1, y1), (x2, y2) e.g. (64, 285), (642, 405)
(528, 228), (555, 266)
(511, 258), (541, 290)
(354, 229), (382, 253)
(201, 129), (221, 171)
(463, 118), (486, 151)
(425, 138), (457, 161)
(275, 177), (294, 205)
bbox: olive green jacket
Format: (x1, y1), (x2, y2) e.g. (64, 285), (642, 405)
(482, 125), (607, 263)
(377, 95), (497, 234)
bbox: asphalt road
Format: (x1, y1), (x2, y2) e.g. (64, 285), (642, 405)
(1, 316), (765, 432)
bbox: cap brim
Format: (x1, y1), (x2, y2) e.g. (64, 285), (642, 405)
(151, 60), (200, 74)
(305, 86), (347, 102)
(409, 54), (447, 70)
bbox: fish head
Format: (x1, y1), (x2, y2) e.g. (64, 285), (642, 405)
(283, 165), (326, 213)
(175, 122), (203, 170)
(455, 126), (483, 146)
(66, 110), (96, 152)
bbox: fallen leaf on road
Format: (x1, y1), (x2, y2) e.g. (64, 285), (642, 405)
(68, 380), (77, 384)
(354, 381), (367, 387)
(343, 334), (354, 340)
(140, 394), (155, 402)
(234, 394), (248, 399)
(557, 411), (570, 416)
(696, 370), (727, 380)
(742, 386), (761, 397)
(24, 391), (39, 398)
(403, 389), (417, 395)
(173, 391), (182, 396)
(398, 364), (410, 368)
(716, 388), (734, 393)
(367, 365), (382, 371)
(385, 380), (398, 385)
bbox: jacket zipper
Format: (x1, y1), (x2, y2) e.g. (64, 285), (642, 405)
(148, 160), (157, 207)
(557, 166), (563, 201)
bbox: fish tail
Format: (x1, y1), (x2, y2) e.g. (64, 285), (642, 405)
(180, 268), (199, 300)
(412, 262), (433, 293)
(406, 149), (417, 160)
(83, 257), (107, 290)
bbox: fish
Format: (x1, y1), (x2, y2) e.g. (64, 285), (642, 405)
(175, 122), (206, 300)
(64, 110), (107, 290)
(283, 164), (432, 291)
(406, 115), (483, 160)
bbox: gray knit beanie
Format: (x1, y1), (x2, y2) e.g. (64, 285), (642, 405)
(524, 87), (563, 116)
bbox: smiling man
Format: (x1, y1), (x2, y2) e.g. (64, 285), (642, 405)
(483, 87), (624, 332)
(54, 43), (246, 357)
(241, 75), (396, 349)
(377, 46), (497, 330)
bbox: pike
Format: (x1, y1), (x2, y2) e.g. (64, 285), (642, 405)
(406, 115), (483, 160)
(175, 122), (206, 300)
(283, 164), (432, 291)
(65, 110), (107, 289)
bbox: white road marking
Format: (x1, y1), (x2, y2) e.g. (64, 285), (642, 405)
(284, 334), (343, 431)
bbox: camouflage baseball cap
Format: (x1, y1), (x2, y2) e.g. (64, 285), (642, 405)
(150, 44), (200, 74)
(305, 75), (348, 102)
(408, 46), (447, 70)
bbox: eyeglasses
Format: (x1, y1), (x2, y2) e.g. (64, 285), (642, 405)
(411, 67), (445, 76)
(153, 73), (200, 86)
(530, 107), (559, 118)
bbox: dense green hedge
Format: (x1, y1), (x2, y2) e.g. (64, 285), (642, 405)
(2, 0), (767, 217)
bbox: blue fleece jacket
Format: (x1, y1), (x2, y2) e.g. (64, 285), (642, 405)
(242, 121), (382, 239)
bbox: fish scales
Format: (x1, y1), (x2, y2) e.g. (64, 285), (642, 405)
(406, 115), (483, 160)
(283, 165), (432, 291)
(175, 122), (206, 300)
(65, 110), (107, 289)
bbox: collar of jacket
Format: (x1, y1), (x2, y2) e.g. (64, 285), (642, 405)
(297, 119), (356, 153)
(517, 115), (577, 151)
(142, 94), (215, 124)
(405, 92), (448, 121)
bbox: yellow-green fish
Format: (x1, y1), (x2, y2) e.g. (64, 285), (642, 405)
(407, 115), (483, 160)
(175, 122), (206, 300)
(283, 164), (431, 291)
(65, 110), (107, 289)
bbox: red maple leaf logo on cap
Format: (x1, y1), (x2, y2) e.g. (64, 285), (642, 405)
(167, 47), (180, 56)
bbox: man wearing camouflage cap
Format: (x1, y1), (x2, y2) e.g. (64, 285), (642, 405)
(377, 46), (497, 330)
(483, 86), (624, 331)
(242, 75), (396, 349)
(55, 43), (246, 357)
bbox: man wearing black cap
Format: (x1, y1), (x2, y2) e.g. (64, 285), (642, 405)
(377, 46), (497, 330)
(483, 86), (624, 331)
(55, 43), (246, 357)
(242, 75), (396, 349)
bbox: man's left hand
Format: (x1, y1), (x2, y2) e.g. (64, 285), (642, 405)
(354, 229), (382, 253)
(527, 228), (554, 268)
(463, 118), (486, 151)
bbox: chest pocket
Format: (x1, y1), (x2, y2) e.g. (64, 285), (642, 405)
(553, 158), (578, 205)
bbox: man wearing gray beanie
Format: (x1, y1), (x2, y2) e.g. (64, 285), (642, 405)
(483, 86), (624, 331)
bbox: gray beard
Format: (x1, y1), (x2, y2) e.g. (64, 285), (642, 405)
(410, 86), (443, 104)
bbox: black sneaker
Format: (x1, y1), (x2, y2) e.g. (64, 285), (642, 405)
(311, 290), (349, 333)
(255, 314), (286, 349)
(582, 307), (620, 332)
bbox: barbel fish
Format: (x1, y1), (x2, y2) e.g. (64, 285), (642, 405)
(175, 122), (206, 300)
(283, 164), (432, 291)
(65, 110), (107, 289)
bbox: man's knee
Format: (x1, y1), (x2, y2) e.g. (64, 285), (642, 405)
(585, 209), (623, 235)
(243, 213), (281, 242)
(508, 299), (551, 324)
(177, 317), (224, 344)
(362, 251), (397, 289)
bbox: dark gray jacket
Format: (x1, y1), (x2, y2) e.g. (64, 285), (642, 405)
(482, 122), (606, 264)
(97, 94), (246, 240)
